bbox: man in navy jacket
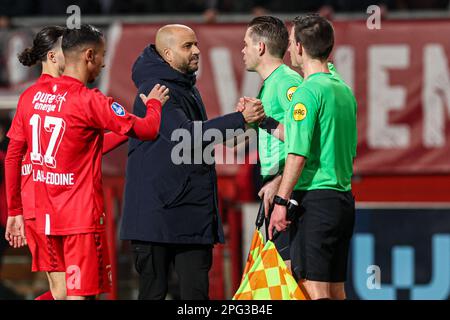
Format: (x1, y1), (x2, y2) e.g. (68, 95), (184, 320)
(120, 24), (264, 300)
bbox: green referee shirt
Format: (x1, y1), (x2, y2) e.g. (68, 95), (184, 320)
(285, 71), (357, 192)
(258, 64), (303, 180)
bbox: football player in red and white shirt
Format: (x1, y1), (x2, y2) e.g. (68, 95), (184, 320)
(5, 26), (68, 301)
(5, 26), (131, 300)
(5, 24), (169, 299)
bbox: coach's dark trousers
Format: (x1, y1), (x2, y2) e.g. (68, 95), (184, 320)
(131, 241), (213, 300)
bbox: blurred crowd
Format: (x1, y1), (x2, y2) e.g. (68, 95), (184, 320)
(0, 0), (449, 19)
(0, 0), (448, 85)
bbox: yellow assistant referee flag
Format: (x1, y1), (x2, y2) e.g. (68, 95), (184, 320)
(233, 230), (308, 300)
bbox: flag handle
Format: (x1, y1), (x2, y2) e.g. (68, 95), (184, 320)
(255, 201), (265, 230)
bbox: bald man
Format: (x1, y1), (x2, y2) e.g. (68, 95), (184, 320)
(154, 24), (200, 74)
(120, 25), (264, 300)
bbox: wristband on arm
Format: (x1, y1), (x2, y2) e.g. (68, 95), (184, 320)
(258, 116), (279, 132)
(273, 195), (289, 207)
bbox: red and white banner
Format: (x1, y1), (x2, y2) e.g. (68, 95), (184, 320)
(332, 20), (450, 175)
(107, 20), (450, 175)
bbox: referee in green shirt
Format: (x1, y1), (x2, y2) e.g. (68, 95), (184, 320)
(241, 16), (302, 266)
(268, 14), (357, 300)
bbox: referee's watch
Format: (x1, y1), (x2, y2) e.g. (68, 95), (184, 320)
(273, 195), (289, 207)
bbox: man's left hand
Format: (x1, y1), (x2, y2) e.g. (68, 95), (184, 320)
(235, 97), (246, 113)
(258, 175), (282, 218)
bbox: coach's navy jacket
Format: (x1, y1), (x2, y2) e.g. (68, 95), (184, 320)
(120, 45), (245, 244)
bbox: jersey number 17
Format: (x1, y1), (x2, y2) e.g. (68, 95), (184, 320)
(29, 114), (66, 169)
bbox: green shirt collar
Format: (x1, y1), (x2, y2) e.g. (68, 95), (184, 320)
(264, 64), (285, 83)
(306, 72), (332, 81)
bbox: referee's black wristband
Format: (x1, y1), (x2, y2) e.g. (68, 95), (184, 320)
(258, 116), (279, 132)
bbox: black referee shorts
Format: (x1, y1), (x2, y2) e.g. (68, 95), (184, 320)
(289, 189), (355, 283)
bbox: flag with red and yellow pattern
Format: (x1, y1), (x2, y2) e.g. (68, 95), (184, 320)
(233, 230), (308, 300)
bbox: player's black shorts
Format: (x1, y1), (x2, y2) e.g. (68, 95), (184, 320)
(289, 189), (355, 282)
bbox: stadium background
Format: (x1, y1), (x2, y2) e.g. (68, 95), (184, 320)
(0, 0), (449, 300)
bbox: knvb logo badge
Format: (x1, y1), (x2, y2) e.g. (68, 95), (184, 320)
(111, 102), (126, 117)
(352, 234), (450, 300)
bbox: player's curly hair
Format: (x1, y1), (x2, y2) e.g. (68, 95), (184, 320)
(248, 16), (289, 59)
(293, 14), (334, 61)
(18, 26), (65, 66)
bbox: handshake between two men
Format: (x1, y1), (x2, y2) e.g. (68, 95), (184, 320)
(235, 97), (265, 125)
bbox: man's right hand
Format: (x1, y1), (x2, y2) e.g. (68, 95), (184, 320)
(239, 97), (265, 124)
(140, 84), (170, 107)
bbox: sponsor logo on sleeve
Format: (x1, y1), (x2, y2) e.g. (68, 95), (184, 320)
(111, 102), (126, 117)
(293, 103), (307, 121)
(286, 86), (298, 102)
